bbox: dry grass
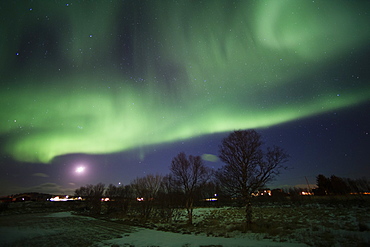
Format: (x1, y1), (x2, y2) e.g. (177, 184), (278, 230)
(153, 199), (370, 247)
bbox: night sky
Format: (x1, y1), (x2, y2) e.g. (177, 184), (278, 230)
(1, 1), (369, 196)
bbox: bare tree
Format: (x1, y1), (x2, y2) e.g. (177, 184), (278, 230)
(216, 130), (289, 227)
(105, 184), (133, 215)
(131, 174), (163, 219)
(170, 152), (212, 225)
(157, 174), (183, 223)
(75, 183), (105, 214)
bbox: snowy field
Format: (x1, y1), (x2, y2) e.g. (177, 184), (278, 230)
(0, 211), (304, 247)
(0, 200), (369, 246)
(99, 227), (306, 247)
(184, 204), (370, 246)
(0, 211), (132, 246)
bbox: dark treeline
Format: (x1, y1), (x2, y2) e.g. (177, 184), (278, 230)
(75, 130), (289, 227)
(73, 130), (369, 227)
(314, 174), (370, 196)
(74, 176), (220, 224)
(73, 173), (370, 224)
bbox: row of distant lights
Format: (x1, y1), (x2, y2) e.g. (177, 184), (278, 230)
(49, 196), (217, 202)
(53, 192), (354, 202)
(49, 195), (81, 201)
(49, 196), (110, 202)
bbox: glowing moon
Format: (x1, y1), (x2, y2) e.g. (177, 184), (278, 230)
(75, 166), (85, 174)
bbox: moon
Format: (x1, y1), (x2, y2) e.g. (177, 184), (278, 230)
(75, 166), (85, 174)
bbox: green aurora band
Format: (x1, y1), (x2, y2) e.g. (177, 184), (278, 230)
(1, 1), (369, 163)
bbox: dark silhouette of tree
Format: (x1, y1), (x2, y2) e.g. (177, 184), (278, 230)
(316, 174), (352, 195)
(330, 175), (350, 195)
(316, 174), (330, 195)
(350, 177), (370, 193)
(131, 174), (163, 220)
(75, 183), (105, 214)
(105, 184), (133, 215)
(170, 152), (212, 225)
(216, 130), (289, 228)
(157, 174), (183, 223)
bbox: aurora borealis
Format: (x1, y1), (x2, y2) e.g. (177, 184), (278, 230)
(1, 1), (369, 195)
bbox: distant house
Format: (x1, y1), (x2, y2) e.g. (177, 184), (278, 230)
(251, 188), (289, 197)
(251, 188), (271, 197)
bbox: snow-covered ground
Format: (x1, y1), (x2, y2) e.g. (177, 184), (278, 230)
(186, 205), (370, 246)
(0, 211), (305, 247)
(99, 227), (306, 247)
(0, 211), (131, 246)
(1, 201), (369, 246)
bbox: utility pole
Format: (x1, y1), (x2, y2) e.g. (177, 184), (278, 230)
(305, 176), (311, 193)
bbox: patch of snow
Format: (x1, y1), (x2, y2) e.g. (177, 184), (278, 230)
(100, 228), (307, 247)
(43, 211), (97, 220)
(44, 211), (77, 217)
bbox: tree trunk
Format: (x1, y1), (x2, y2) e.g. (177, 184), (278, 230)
(188, 208), (193, 225)
(245, 197), (252, 228)
(186, 198), (193, 225)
